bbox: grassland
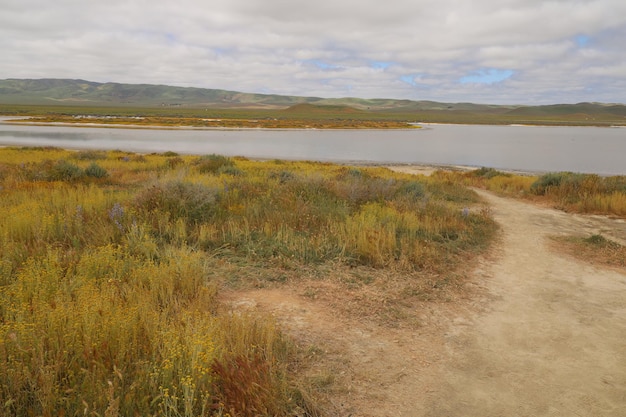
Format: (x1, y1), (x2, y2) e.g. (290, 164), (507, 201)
(0, 147), (497, 416)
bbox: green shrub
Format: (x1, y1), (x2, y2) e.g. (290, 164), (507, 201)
(396, 181), (426, 199)
(84, 162), (109, 178)
(530, 172), (569, 195)
(531, 172), (597, 198)
(195, 154), (234, 174)
(218, 165), (244, 176)
(51, 160), (84, 181)
(583, 234), (619, 248)
(471, 167), (511, 179)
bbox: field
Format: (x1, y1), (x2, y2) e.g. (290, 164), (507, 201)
(0, 148), (497, 416)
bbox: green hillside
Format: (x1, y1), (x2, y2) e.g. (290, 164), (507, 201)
(1, 78), (625, 126)
(0, 78), (517, 112)
(0, 78), (320, 108)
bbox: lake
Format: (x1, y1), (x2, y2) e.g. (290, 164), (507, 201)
(0, 118), (624, 175)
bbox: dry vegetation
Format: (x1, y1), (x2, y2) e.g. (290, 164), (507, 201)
(8, 114), (415, 129)
(443, 167), (626, 218)
(550, 234), (626, 270)
(0, 148), (497, 416)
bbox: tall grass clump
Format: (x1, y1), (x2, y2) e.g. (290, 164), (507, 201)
(530, 172), (626, 215)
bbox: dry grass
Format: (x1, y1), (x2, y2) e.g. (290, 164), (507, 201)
(445, 168), (626, 218)
(0, 147), (497, 416)
(550, 234), (626, 270)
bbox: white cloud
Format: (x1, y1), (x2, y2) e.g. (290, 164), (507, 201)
(0, 0), (625, 103)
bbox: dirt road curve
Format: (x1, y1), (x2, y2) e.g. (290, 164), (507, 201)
(224, 189), (626, 417)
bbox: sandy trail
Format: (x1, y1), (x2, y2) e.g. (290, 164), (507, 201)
(223, 189), (626, 416)
(427, 189), (626, 417)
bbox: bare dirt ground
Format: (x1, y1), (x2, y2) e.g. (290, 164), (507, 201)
(221, 186), (626, 417)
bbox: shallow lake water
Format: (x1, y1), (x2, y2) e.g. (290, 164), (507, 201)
(0, 119), (624, 175)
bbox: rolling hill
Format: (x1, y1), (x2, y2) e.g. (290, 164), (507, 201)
(1, 78), (625, 125)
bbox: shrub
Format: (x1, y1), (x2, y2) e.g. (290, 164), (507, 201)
(218, 165), (244, 176)
(165, 156), (185, 169)
(195, 154), (234, 174)
(471, 167), (511, 179)
(72, 150), (107, 160)
(268, 170), (296, 183)
(84, 162), (109, 178)
(134, 180), (219, 224)
(601, 176), (626, 193)
(51, 160), (84, 181)
(530, 172), (569, 195)
(331, 173), (396, 206)
(583, 234), (618, 248)
(396, 181), (426, 199)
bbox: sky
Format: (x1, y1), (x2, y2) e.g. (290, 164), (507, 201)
(1, 0), (625, 104)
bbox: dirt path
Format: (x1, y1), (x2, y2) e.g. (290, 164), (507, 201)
(427, 189), (626, 417)
(222, 189), (626, 416)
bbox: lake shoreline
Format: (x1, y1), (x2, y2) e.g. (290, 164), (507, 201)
(3, 117), (622, 130)
(1, 120), (624, 175)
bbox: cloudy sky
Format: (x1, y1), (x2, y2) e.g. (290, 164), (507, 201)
(2, 0), (625, 104)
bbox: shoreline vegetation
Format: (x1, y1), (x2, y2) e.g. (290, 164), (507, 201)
(451, 167), (626, 218)
(2, 101), (626, 128)
(1, 114), (418, 130)
(1, 146), (624, 416)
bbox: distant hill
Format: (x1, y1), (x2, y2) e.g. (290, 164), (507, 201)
(0, 78), (321, 109)
(504, 102), (626, 117)
(1, 79), (625, 124)
(0, 78), (519, 112)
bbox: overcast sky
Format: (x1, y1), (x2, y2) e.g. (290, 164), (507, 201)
(2, 0), (625, 104)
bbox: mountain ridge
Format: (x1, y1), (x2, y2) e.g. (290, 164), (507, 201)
(1, 79), (625, 120)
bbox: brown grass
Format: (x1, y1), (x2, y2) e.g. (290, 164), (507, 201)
(549, 234), (626, 270)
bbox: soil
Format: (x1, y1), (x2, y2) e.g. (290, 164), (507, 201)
(221, 186), (626, 416)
